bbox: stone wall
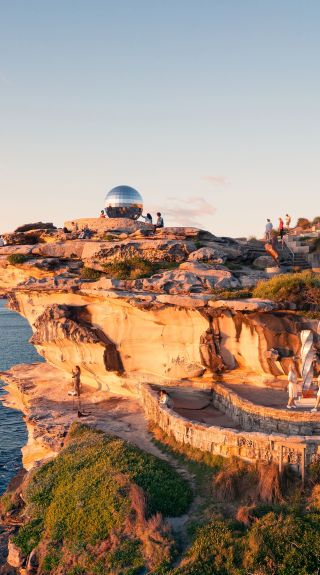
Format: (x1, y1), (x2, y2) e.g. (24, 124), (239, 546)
(211, 382), (320, 436)
(140, 384), (320, 476)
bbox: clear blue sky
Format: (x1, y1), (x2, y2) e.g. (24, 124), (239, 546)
(0, 0), (319, 237)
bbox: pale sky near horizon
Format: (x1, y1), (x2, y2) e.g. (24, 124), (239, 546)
(0, 0), (319, 238)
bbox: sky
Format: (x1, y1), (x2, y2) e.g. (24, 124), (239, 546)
(0, 0), (319, 238)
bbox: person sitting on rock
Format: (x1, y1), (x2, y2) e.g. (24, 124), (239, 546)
(154, 212), (164, 230)
(159, 388), (171, 408)
(141, 213), (153, 224)
(100, 210), (106, 218)
(287, 362), (298, 409)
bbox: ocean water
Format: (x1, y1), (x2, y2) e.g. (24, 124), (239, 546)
(0, 299), (42, 494)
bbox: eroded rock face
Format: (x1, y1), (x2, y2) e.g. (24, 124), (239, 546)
(31, 304), (124, 383)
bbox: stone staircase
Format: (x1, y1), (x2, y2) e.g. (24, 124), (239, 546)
(284, 235), (312, 270)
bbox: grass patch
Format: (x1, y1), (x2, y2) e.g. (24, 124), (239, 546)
(14, 424), (191, 573)
(7, 253), (29, 265)
(252, 271), (320, 310)
(80, 267), (103, 280)
(103, 258), (178, 280)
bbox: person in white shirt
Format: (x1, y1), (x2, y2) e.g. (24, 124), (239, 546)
(265, 219), (273, 242)
(287, 362), (298, 409)
(154, 212), (164, 230)
(141, 213), (153, 224)
(0, 236), (5, 247)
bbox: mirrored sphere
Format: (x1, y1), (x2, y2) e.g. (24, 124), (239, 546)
(105, 185), (143, 220)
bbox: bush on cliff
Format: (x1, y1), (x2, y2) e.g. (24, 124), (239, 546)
(252, 271), (320, 310)
(80, 266), (103, 280)
(14, 424), (192, 574)
(103, 257), (157, 279)
(7, 253), (29, 265)
(166, 511), (320, 575)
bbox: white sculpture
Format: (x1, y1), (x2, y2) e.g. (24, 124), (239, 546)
(300, 329), (315, 389)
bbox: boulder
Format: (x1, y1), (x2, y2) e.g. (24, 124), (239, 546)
(188, 246), (226, 263)
(208, 298), (278, 312)
(253, 255), (275, 269)
(7, 539), (25, 568)
(180, 262), (240, 289)
(15, 222), (56, 233)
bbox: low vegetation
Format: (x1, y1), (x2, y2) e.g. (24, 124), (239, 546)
(211, 288), (253, 300)
(7, 253), (30, 265)
(103, 258), (178, 280)
(151, 426), (320, 575)
(13, 424), (192, 574)
(252, 271), (320, 311)
(80, 266), (103, 280)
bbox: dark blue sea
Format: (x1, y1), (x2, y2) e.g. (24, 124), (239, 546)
(0, 299), (42, 494)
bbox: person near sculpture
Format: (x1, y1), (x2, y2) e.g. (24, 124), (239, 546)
(311, 373), (320, 412)
(287, 362), (298, 409)
(100, 210), (106, 218)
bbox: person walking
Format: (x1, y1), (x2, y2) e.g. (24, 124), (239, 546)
(265, 219), (273, 242)
(287, 362), (298, 409)
(285, 213), (291, 232)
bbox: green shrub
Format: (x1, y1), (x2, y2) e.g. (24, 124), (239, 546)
(80, 267), (102, 280)
(16, 424), (191, 573)
(252, 272), (320, 310)
(7, 253), (29, 265)
(103, 258), (157, 280)
(169, 517), (242, 575)
(13, 518), (43, 555)
(243, 512), (320, 575)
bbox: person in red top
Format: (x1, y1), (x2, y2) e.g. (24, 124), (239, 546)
(278, 217), (285, 245)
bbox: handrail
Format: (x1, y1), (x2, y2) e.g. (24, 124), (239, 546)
(283, 236), (295, 264)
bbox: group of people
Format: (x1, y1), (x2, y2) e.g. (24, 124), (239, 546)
(265, 214), (291, 243)
(141, 212), (164, 230)
(99, 209), (165, 230)
(287, 360), (320, 412)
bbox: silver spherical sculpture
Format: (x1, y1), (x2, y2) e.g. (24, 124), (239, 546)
(105, 185), (143, 220)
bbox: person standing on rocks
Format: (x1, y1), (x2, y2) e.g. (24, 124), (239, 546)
(287, 362), (298, 409)
(278, 217), (285, 246)
(72, 365), (81, 397)
(285, 213), (291, 232)
(265, 219), (273, 242)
